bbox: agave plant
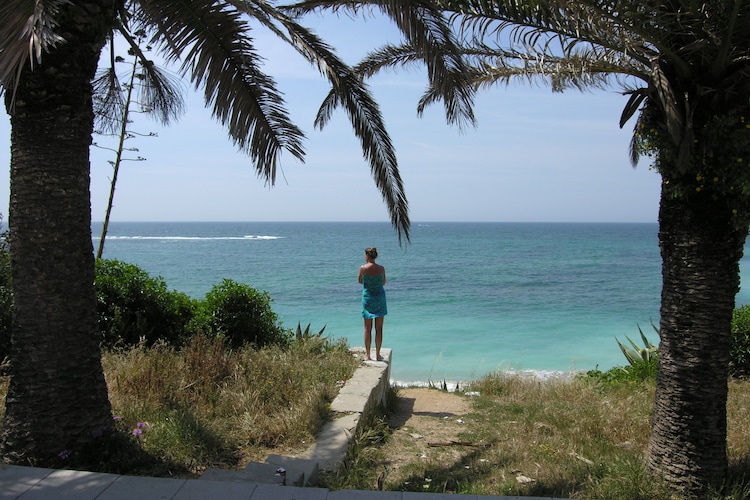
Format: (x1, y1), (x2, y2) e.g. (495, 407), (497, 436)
(295, 322), (327, 341)
(616, 321), (659, 367)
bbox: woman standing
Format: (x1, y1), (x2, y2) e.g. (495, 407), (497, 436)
(358, 247), (387, 361)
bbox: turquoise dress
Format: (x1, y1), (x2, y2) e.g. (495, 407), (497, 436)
(362, 274), (387, 319)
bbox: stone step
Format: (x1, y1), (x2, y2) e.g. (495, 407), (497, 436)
(299, 413), (360, 471)
(198, 347), (391, 488)
(263, 454), (319, 487)
(199, 461), (303, 486)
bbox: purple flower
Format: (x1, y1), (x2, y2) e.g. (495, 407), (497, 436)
(132, 428), (143, 438)
(113, 415), (123, 422)
(58, 449), (72, 460)
(136, 422), (147, 429)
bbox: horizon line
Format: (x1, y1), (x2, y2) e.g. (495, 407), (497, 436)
(91, 220), (658, 224)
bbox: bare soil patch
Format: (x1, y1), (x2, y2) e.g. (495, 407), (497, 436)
(381, 387), (477, 485)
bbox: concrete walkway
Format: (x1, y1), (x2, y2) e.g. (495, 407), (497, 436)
(0, 347), (562, 499)
(0, 465), (560, 499)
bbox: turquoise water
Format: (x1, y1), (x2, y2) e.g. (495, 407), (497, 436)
(94, 221), (747, 384)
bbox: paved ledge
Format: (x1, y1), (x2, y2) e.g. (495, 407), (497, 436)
(299, 347), (392, 472)
(0, 464), (560, 499)
(198, 347), (392, 486)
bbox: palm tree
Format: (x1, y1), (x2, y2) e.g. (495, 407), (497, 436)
(305, 0), (750, 493)
(0, 0), (473, 465)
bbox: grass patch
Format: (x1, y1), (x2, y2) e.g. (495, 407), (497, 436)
(327, 372), (750, 499)
(5, 343), (750, 497)
(0, 334), (359, 476)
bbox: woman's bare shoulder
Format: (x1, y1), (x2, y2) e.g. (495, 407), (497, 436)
(361, 263), (385, 276)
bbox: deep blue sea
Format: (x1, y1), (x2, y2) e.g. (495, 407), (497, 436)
(92, 221), (750, 384)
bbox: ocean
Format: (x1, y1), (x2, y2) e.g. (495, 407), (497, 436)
(93, 221), (750, 385)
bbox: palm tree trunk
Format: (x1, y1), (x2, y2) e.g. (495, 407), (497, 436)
(1, 1), (113, 464)
(647, 180), (747, 492)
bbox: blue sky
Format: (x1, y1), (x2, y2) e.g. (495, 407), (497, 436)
(0, 12), (660, 224)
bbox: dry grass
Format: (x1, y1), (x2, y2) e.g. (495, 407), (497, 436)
(0, 335), (359, 476)
(327, 373), (750, 499)
(4, 350), (750, 497)
(452, 374), (659, 498)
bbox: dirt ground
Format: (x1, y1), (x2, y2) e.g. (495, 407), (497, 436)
(389, 387), (472, 438)
(379, 387), (478, 486)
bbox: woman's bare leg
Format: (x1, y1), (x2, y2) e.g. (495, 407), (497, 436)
(364, 318), (373, 360)
(375, 316), (384, 360)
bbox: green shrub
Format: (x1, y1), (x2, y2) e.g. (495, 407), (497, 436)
(95, 259), (196, 348)
(731, 304), (750, 377)
(195, 279), (288, 349)
(583, 355), (659, 386)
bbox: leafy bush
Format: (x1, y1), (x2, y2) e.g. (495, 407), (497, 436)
(0, 249), (295, 358)
(731, 304), (750, 377)
(194, 279), (288, 349)
(95, 259), (196, 348)
(583, 355), (659, 386)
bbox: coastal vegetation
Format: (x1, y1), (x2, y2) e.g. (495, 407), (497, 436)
(4, 306), (750, 498)
(323, 321), (750, 498)
(324, 371), (750, 499)
(94, 260), (289, 350)
(1, 258), (750, 497)
(0, 257), (358, 474)
(0, 334), (358, 476)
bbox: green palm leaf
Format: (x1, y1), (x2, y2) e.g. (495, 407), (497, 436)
(242, 1), (410, 241)
(286, 0), (476, 129)
(138, 0), (305, 184)
(113, 18), (186, 126)
(92, 56), (126, 136)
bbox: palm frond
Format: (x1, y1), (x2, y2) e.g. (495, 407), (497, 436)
(354, 43), (426, 77)
(115, 20), (186, 125)
(135, 61), (186, 125)
(620, 88), (647, 129)
(628, 129), (640, 168)
(248, 2), (410, 241)
(709, 0), (747, 78)
(92, 65), (126, 135)
(0, 0), (69, 94)
(376, 0), (476, 129)
(439, 0), (665, 83)
(318, 80), (410, 242)
(138, 0), (305, 184)
(285, 0), (476, 130)
(462, 43), (634, 93)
